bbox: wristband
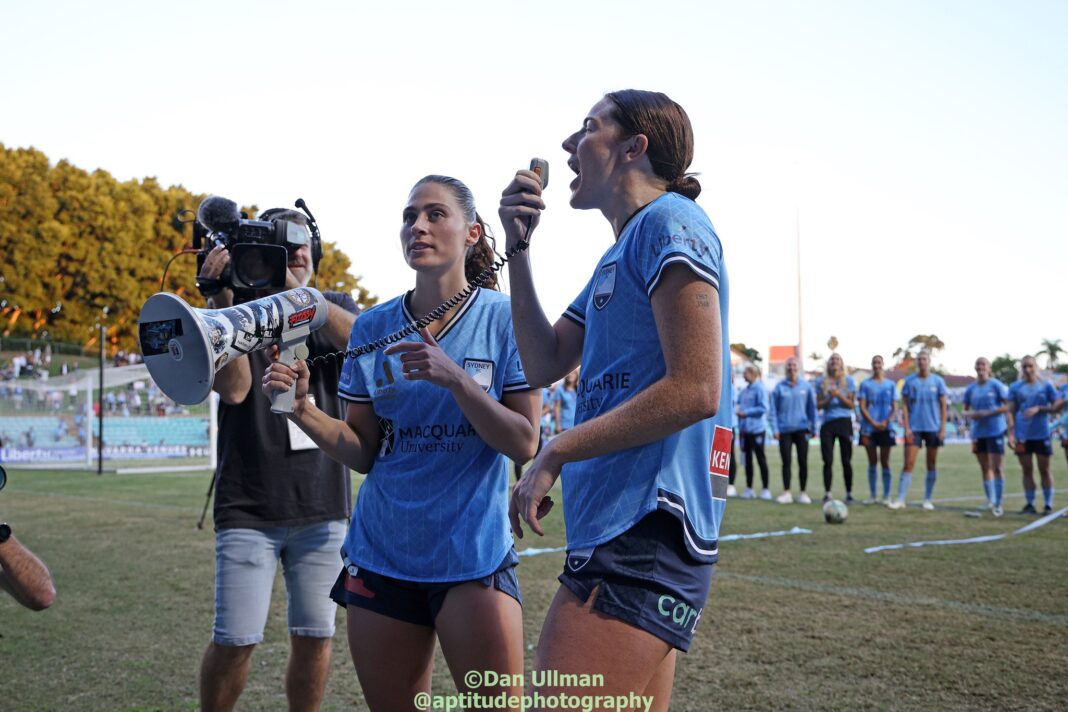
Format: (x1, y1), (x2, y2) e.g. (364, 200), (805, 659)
(196, 276), (224, 298)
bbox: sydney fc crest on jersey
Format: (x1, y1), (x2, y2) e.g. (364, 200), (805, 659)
(463, 359), (495, 392)
(593, 262), (617, 310)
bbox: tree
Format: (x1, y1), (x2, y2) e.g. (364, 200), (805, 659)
(731, 343), (762, 364)
(0, 143), (375, 353)
(1036, 338), (1064, 371)
(991, 354), (1018, 385)
(315, 241), (376, 311)
(892, 334), (946, 368)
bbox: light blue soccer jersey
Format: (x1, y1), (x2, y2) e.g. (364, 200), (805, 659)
(336, 288), (530, 582)
(816, 376), (857, 421)
(858, 378), (898, 435)
(1008, 379), (1059, 441)
(561, 192), (731, 564)
(963, 379), (1008, 439)
(737, 382), (768, 435)
(770, 379), (816, 434)
(901, 374), (947, 433)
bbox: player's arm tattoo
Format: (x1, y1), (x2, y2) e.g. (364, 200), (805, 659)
(696, 293), (711, 308)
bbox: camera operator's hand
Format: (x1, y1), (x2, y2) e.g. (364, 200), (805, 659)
(262, 345), (311, 417)
(199, 246), (234, 308)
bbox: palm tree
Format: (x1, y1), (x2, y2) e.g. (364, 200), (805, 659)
(1036, 338), (1064, 370)
(911, 334), (945, 355)
(892, 334), (944, 370)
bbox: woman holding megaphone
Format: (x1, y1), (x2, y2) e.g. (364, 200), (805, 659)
(263, 175), (540, 710)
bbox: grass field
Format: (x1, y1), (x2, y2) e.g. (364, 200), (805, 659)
(2, 443), (1066, 711)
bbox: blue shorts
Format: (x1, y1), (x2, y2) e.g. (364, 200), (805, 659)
(910, 431), (943, 448)
(212, 520), (347, 646)
(973, 436), (1006, 455)
(860, 430), (895, 448)
(558, 509), (713, 652)
(329, 549), (522, 628)
(1015, 439), (1053, 457)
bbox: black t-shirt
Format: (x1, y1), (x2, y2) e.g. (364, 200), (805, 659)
(213, 291), (358, 530)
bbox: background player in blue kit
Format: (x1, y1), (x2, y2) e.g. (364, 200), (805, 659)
(500, 89), (731, 710)
(1007, 355), (1063, 514)
(889, 350), (947, 511)
(961, 357), (1011, 516)
(263, 175), (540, 708)
(553, 369), (580, 435)
(769, 356), (817, 504)
(737, 364), (770, 500)
(1059, 382), (1068, 472)
(727, 386), (740, 497)
(858, 355), (898, 505)
(816, 353), (856, 503)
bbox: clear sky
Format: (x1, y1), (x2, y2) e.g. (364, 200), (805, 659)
(4, 0), (1066, 374)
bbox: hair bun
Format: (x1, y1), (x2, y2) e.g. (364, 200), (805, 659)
(669, 174), (701, 200)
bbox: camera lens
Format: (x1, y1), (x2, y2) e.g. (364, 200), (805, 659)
(235, 251), (276, 288)
(230, 244), (288, 290)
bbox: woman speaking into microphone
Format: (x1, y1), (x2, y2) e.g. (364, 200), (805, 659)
(500, 89), (731, 709)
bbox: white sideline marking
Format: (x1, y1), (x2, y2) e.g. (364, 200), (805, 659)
(517, 526), (812, 558)
(719, 572), (1068, 626)
(865, 505), (1068, 554)
(930, 493), (1023, 504)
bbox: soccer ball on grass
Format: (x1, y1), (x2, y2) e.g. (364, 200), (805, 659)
(823, 499), (848, 524)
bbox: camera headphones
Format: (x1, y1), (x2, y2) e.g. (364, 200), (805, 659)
(258, 203), (323, 272)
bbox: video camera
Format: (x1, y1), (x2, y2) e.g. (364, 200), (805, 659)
(193, 195), (322, 300)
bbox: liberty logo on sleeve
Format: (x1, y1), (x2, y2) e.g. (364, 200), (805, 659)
(708, 425), (732, 500)
(463, 359), (495, 392)
(593, 262), (617, 310)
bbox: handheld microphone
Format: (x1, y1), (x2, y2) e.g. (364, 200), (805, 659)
(530, 158), (549, 189)
(522, 158), (549, 245)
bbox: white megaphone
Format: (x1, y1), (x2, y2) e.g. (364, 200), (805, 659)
(138, 287), (329, 413)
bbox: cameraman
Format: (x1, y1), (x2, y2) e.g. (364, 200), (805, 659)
(0, 516), (57, 611)
(196, 209), (357, 712)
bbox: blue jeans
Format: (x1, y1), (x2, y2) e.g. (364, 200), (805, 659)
(212, 520), (346, 646)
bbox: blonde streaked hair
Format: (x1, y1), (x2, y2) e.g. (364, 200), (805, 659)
(823, 353), (847, 392)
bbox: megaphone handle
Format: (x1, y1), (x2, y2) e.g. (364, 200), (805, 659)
(270, 339), (311, 414)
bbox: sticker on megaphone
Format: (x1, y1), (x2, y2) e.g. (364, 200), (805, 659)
(138, 287), (329, 412)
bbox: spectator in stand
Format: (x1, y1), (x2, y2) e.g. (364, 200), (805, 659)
(889, 350), (947, 511)
(816, 353), (856, 503)
(736, 364), (770, 500)
(553, 369), (579, 435)
(1007, 355), (1063, 514)
(961, 357), (1011, 516)
(770, 356), (816, 504)
(858, 355), (898, 505)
